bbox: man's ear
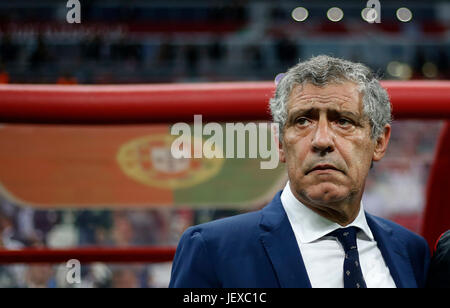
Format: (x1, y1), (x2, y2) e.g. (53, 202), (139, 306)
(372, 124), (391, 162)
(273, 124), (286, 163)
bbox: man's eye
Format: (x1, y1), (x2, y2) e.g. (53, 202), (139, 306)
(295, 118), (311, 126)
(337, 118), (353, 127)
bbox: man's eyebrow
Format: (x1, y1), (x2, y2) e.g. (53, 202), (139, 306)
(287, 107), (319, 117)
(288, 108), (361, 119)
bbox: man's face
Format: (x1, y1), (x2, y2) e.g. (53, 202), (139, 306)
(279, 81), (390, 222)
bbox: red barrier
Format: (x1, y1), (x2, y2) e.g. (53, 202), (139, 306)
(0, 81), (450, 124)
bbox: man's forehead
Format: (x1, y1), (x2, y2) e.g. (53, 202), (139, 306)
(288, 82), (363, 113)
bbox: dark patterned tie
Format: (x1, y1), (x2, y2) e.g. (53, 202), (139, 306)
(329, 226), (367, 288)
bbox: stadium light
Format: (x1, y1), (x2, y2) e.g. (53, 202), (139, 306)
(396, 7), (412, 22)
(291, 7), (309, 22)
(327, 7), (344, 22)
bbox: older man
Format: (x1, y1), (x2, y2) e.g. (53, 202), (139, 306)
(169, 55), (430, 288)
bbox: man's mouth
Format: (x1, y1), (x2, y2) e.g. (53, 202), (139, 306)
(307, 164), (341, 174)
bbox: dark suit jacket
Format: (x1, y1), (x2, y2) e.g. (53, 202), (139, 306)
(169, 191), (430, 288)
(426, 230), (450, 288)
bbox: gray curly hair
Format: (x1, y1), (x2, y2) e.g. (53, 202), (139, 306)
(269, 55), (392, 140)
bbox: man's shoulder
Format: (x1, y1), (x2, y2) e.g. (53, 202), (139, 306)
(435, 230), (450, 253)
(426, 230), (450, 288)
(182, 209), (263, 241)
(176, 192), (284, 251)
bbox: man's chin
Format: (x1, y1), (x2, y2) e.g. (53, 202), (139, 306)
(301, 183), (350, 205)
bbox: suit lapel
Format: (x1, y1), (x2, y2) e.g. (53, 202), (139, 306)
(259, 192), (312, 288)
(366, 213), (417, 288)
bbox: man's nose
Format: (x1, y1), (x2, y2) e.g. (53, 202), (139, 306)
(311, 118), (335, 154)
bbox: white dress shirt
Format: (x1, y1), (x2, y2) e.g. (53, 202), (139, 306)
(280, 182), (396, 288)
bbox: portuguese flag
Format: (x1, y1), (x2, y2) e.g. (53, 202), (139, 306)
(0, 124), (286, 209)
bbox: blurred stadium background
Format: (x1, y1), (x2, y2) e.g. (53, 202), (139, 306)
(0, 0), (448, 287)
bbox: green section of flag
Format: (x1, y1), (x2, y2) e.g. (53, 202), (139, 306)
(173, 157), (285, 208)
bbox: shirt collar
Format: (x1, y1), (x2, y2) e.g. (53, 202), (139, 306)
(280, 181), (374, 244)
